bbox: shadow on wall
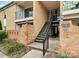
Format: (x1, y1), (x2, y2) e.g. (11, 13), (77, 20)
(72, 19), (79, 27)
(0, 21), (2, 30)
(63, 19), (79, 28)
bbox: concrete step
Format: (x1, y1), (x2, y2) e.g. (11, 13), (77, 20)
(35, 40), (43, 43)
(36, 37), (45, 40)
(28, 42), (43, 50)
(38, 35), (46, 37)
(35, 36), (45, 43)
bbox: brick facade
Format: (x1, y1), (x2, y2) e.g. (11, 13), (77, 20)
(17, 23), (35, 46)
(60, 18), (79, 57)
(0, 4), (16, 30)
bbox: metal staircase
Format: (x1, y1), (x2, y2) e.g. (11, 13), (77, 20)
(34, 10), (52, 56)
(34, 9), (59, 56)
(35, 22), (49, 43)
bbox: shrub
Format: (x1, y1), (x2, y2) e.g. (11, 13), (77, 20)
(0, 21), (2, 30)
(0, 30), (7, 42)
(58, 53), (69, 58)
(7, 43), (25, 54)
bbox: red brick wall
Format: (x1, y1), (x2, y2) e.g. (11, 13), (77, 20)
(7, 30), (18, 41)
(7, 23), (34, 46)
(60, 19), (79, 57)
(17, 23), (35, 46)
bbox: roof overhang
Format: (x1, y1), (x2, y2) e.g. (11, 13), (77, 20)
(40, 1), (60, 10)
(15, 1), (33, 8)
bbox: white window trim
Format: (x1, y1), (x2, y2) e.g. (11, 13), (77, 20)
(63, 8), (79, 15)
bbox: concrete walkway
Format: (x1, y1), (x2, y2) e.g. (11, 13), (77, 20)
(28, 42), (43, 50)
(0, 52), (9, 58)
(22, 37), (59, 58)
(22, 49), (43, 58)
(28, 37), (59, 52)
(48, 37), (59, 51)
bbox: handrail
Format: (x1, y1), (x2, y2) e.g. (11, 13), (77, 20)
(42, 10), (56, 56)
(43, 17), (51, 56)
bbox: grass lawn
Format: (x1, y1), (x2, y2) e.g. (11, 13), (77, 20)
(0, 39), (32, 58)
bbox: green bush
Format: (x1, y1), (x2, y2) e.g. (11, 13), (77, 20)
(0, 30), (7, 42)
(0, 21), (2, 30)
(58, 53), (69, 58)
(7, 43), (25, 54)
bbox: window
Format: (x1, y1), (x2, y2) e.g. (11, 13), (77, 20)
(19, 24), (22, 28)
(4, 15), (6, 19)
(4, 15), (6, 31)
(77, 23), (79, 26)
(24, 7), (33, 18)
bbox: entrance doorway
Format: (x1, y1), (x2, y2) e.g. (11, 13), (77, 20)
(51, 22), (59, 37)
(49, 9), (59, 37)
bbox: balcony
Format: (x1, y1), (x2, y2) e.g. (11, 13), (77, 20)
(63, 1), (79, 15)
(15, 9), (33, 22)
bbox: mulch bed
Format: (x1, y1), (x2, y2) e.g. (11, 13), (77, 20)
(0, 39), (32, 58)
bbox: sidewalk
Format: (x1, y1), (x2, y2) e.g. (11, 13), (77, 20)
(22, 49), (43, 58)
(0, 52), (9, 58)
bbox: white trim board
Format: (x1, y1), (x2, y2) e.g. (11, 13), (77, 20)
(14, 17), (33, 23)
(63, 8), (79, 15)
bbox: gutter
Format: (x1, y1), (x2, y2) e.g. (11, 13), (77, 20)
(0, 1), (16, 12)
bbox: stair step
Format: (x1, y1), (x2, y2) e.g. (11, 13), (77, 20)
(35, 40), (43, 43)
(36, 38), (43, 40)
(36, 39), (43, 41)
(35, 22), (49, 43)
(38, 35), (46, 37)
(36, 37), (45, 40)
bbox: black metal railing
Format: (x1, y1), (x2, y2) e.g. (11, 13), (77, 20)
(42, 10), (53, 56)
(35, 9), (59, 56)
(43, 22), (51, 56)
(15, 10), (33, 20)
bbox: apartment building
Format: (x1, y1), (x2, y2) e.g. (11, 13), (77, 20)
(0, 1), (60, 44)
(0, 1), (61, 56)
(3, 1), (79, 57)
(0, 1), (34, 45)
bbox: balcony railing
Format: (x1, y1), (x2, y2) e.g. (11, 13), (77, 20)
(63, 1), (79, 11)
(15, 10), (33, 20)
